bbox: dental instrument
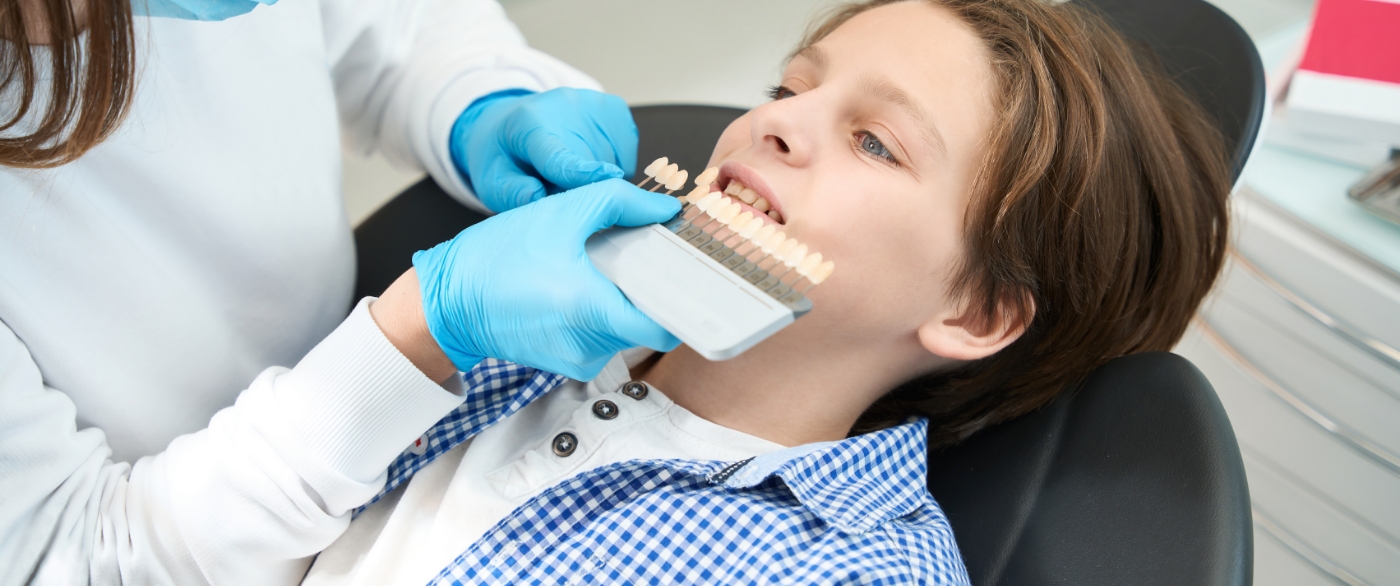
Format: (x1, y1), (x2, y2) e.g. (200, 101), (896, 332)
(586, 157), (835, 360)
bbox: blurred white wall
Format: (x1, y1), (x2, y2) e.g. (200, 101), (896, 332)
(340, 0), (1316, 226)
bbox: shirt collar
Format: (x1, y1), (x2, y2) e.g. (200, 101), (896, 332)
(718, 418), (932, 534)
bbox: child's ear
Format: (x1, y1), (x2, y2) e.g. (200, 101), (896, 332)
(917, 292), (1034, 361)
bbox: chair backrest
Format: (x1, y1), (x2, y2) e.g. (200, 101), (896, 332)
(926, 353), (1252, 586)
(1081, 0), (1266, 180)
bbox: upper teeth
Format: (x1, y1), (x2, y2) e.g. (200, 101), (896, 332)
(723, 180), (780, 222)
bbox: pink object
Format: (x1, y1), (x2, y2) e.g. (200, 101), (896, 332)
(1284, 0), (1400, 145)
(1299, 0), (1400, 85)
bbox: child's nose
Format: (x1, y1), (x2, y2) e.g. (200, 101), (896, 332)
(748, 99), (812, 167)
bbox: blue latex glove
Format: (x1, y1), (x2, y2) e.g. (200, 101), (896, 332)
(413, 179), (681, 381)
(134, 0), (274, 20)
(451, 88), (639, 213)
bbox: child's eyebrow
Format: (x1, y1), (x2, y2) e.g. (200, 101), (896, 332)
(858, 74), (948, 159)
(792, 45), (829, 71)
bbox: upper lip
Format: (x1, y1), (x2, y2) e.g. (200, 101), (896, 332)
(715, 161), (786, 224)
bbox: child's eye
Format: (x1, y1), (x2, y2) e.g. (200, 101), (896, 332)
(765, 85), (797, 100)
(856, 131), (897, 165)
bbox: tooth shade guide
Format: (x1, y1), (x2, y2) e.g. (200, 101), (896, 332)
(801, 260), (835, 291)
(664, 169), (688, 192)
(742, 224), (776, 256)
(737, 216), (763, 238)
(722, 213), (758, 247)
(797, 252), (822, 276)
(783, 243), (808, 267)
(695, 167), (719, 186)
(751, 224), (776, 245)
(696, 192), (722, 212)
(649, 163), (679, 191)
(599, 153), (824, 353)
(683, 185), (708, 204)
(774, 238), (798, 259)
(759, 231), (785, 254)
(644, 157), (668, 177)
(637, 156), (667, 188)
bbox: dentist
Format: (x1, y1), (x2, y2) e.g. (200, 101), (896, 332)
(0, 0), (677, 584)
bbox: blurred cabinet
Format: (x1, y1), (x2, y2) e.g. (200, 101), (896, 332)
(1175, 145), (1400, 584)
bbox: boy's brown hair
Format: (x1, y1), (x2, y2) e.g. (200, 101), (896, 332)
(810, 0), (1232, 447)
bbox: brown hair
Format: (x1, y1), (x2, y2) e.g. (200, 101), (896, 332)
(1, 0), (136, 168)
(805, 0), (1231, 447)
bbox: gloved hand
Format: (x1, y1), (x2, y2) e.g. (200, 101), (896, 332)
(413, 179), (680, 381)
(451, 88), (639, 213)
(135, 0), (274, 20)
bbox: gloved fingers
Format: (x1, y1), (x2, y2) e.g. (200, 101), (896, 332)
(579, 91), (640, 178)
(596, 290), (682, 352)
(554, 355), (614, 383)
(478, 156), (549, 212)
(554, 179), (681, 238)
(518, 128), (626, 191)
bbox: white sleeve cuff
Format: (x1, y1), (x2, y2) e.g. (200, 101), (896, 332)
(241, 298), (464, 514)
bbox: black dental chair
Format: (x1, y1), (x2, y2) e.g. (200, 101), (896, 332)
(352, 0), (1264, 584)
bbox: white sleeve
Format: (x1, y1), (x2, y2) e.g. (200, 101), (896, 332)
(0, 300), (465, 586)
(321, 0), (602, 214)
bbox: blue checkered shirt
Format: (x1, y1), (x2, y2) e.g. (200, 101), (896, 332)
(358, 359), (970, 585)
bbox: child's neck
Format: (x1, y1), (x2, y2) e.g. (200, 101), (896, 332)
(629, 329), (943, 447)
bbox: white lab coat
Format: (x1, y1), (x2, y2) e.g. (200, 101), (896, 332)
(0, 0), (597, 583)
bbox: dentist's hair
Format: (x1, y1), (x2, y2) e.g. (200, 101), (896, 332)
(0, 0), (137, 168)
(804, 0), (1232, 447)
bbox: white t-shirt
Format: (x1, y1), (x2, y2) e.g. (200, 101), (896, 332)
(0, 1), (598, 584)
(304, 350), (786, 586)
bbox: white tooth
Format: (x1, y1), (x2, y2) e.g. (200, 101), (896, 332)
(644, 157), (668, 177)
(716, 201), (740, 224)
(798, 252), (822, 276)
(659, 163), (680, 184)
(683, 185), (709, 203)
(697, 192), (723, 211)
(737, 188), (759, 205)
(808, 260), (835, 285)
(730, 211), (754, 229)
(760, 232), (786, 254)
(695, 167), (719, 186)
(739, 216), (764, 238)
(664, 169), (688, 191)
(724, 181), (746, 196)
(774, 239), (798, 259)
(751, 224), (776, 246)
(767, 210), (782, 222)
(783, 243), (808, 267)
(752, 197), (770, 212)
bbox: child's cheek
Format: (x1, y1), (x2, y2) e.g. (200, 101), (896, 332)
(707, 115), (754, 166)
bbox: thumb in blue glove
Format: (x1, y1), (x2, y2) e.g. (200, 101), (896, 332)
(451, 88), (639, 213)
(413, 179), (680, 381)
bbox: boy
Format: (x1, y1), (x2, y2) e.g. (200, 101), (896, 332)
(307, 0), (1229, 583)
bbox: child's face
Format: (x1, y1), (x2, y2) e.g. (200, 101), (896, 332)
(706, 2), (1002, 359)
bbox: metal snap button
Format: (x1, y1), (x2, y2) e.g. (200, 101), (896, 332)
(552, 432), (578, 457)
(592, 399), (619, 420)
(621, 381), (649, 400)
